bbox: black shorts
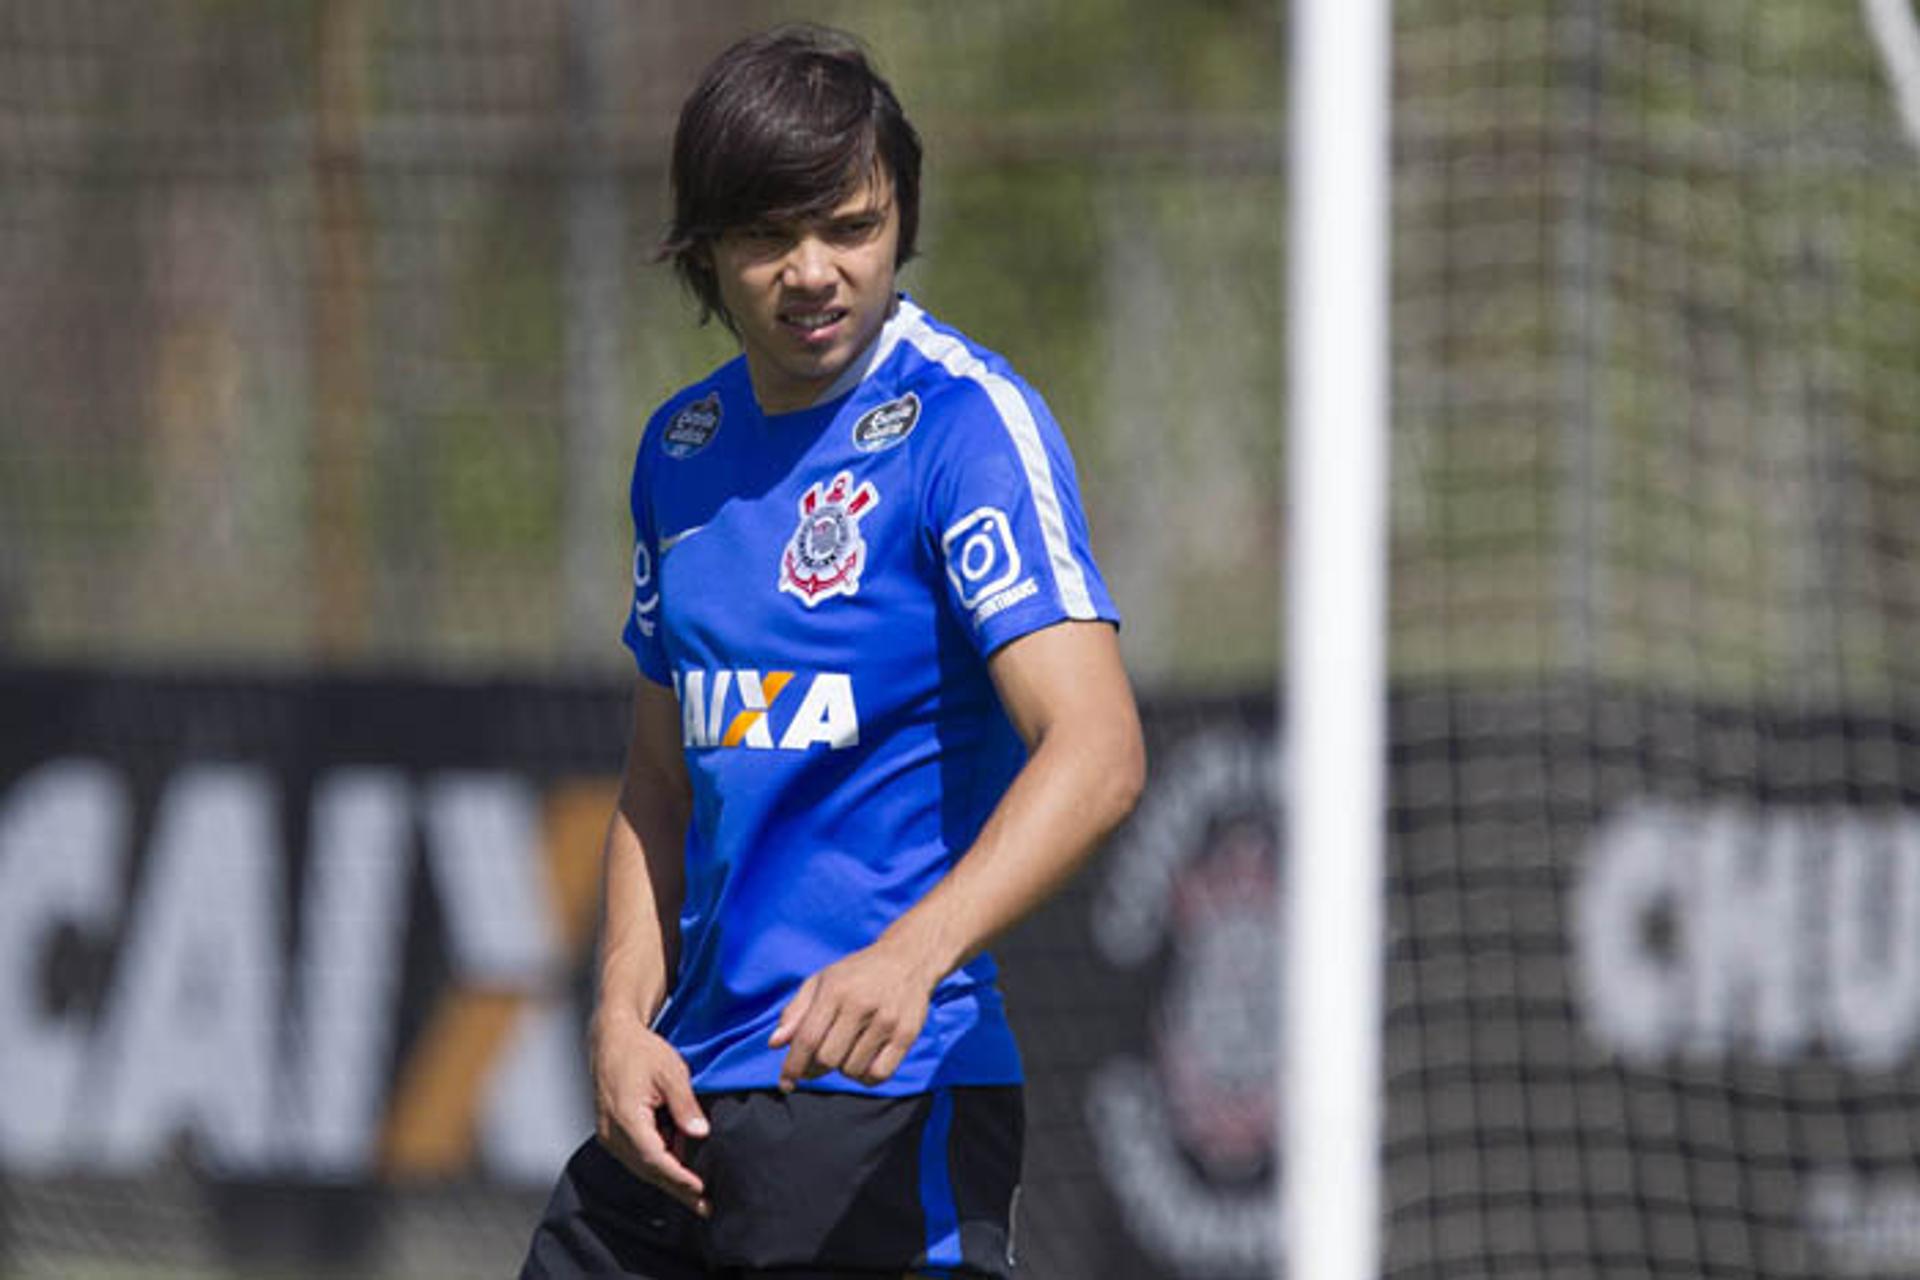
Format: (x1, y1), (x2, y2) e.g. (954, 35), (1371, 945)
(520, 1086), (1023, 1279)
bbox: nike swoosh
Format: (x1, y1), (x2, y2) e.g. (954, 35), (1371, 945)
(660, 523), (707, 553)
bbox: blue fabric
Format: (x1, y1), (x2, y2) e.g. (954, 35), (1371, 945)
(620, 297), (1118, 1094)
(917, 1089), (963, 1272)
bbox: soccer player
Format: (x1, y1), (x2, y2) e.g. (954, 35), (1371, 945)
(521, 23), (1144, 1280)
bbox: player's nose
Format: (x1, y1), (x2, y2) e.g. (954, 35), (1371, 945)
(782, 234), (835, 292)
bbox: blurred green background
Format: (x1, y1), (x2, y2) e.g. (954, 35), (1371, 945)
(5, 1), (1917, 698)
(0, 0), (1290, 690)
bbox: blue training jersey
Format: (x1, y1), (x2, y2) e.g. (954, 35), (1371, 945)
(621, 296), (1119, 1095)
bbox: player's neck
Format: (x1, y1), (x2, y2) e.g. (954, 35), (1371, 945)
(749, 295), (907, 417)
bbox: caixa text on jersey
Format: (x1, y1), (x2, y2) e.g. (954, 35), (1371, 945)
(672, 669), (860, 751)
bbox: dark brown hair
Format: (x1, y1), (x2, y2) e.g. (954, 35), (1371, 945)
(660, 24), (923, 330)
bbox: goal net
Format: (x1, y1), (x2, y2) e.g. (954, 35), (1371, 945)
(1384, 1), (1920, 1275)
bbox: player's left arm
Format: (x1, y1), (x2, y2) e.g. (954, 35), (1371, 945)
(770, 618), (1145, 1088)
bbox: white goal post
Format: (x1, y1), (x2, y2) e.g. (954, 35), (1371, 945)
(1864, 0), (1920, 155)
(1281, 0), (1391, 1278)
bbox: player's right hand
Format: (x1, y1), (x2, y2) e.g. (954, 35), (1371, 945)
(590, 1005), (711, 1217)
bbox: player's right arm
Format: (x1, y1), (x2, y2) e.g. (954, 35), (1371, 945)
(590, 675), (710, 1216)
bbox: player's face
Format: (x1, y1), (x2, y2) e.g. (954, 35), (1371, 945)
(710, 170), (901, 415)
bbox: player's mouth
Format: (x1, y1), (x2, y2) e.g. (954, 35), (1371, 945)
(779, 306), (849, 343)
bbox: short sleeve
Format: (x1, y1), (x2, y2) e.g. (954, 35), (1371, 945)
(922, 374), (1120, 658)
(620, 429), (673, 686)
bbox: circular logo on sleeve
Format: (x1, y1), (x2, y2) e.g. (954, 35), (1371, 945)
(630, 541), (659, 637)
(941, 507), (1022, 609)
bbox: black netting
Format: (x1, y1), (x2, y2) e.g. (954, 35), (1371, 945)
(1387, 3), (1920, 1276)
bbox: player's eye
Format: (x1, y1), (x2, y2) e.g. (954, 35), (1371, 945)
(826, 215), (882, 244)
(733, 224), (792, 252)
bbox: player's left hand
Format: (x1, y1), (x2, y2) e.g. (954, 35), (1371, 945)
(769, 936), (940, 1089)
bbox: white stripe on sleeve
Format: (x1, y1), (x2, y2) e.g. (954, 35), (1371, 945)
(903, 314), (1097, 619)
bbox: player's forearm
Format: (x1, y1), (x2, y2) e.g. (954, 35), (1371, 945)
(594, 778), (689, 1027)
(880, 713), (1144, 984)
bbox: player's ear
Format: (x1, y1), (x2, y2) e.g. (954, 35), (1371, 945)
(684, 244), (735, 333)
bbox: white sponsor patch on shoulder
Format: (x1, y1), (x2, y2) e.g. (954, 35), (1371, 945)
(851, 392), (921, 451)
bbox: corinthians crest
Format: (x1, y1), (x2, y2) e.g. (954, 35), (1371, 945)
(1087, 729), (1284, 1278)
(779, 470), (880, 606)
